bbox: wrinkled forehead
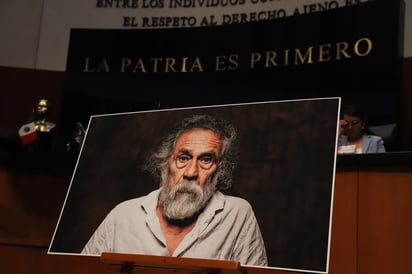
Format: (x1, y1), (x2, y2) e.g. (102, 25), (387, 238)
(175, 128), (222, 152)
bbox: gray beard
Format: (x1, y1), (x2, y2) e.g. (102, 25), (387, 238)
(159, 176), (217, 220)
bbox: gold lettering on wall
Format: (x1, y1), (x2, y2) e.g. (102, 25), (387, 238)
(318, 44), (331, 62)
(294, 47), (314, 65)
(336, 42), (350, 60)
(249, 37), (373, 69)
(83, 57), (110, 72)
(354, 37), (372, 56)
(215, 54), (239, 71)
(81, 37), (373, 73)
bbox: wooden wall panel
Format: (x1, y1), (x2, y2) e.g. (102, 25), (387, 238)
(0, 245), (117, 274)
(0, 245), (44, 274)
(328, 168), (359, 274)
(0, 166), (70, 246)
(358, 168), (412, 274)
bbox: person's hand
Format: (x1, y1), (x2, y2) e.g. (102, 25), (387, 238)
(338, 119), (348, 137)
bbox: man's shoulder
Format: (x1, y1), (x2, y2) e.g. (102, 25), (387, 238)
(209, 192), (258, 221)
(112, 189), (159, 212)
(216, 191), (253, 211)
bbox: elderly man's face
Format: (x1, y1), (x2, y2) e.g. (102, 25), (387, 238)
(169, 128), (221, 189)
(159, 128), (222, 220)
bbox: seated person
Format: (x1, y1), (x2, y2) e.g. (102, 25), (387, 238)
(338, 104), (385, 154)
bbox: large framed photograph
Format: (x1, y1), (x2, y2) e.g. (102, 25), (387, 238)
(49, 98), (340, 273)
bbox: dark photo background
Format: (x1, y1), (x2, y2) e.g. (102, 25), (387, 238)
(49, 98), (340, 273)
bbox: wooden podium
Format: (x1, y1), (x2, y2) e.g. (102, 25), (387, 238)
(100, 252), (246, 274)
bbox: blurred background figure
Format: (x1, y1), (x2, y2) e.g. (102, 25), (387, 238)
(33, 99), (56, 133)
(65, 122), (86, 152)
(337, 104), (386, 154)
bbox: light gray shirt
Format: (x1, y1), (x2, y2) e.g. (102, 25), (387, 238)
(82, 189), (268, 266)
(338, 134), (386, 153)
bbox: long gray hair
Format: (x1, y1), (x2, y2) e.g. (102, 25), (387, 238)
(144, 114), (239, 190)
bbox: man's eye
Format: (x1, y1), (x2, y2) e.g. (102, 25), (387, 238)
(200, 156), (212, 164)
(177, 155), (191, 162)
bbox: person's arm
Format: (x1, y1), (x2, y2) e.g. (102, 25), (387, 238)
(377, 137), (386, 153)
(338, 119), (348, 138)
(81, 212), (114, 255)
(232, 203), (268, 266)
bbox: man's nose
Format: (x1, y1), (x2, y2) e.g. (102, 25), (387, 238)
(183, 160), (199, 179)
